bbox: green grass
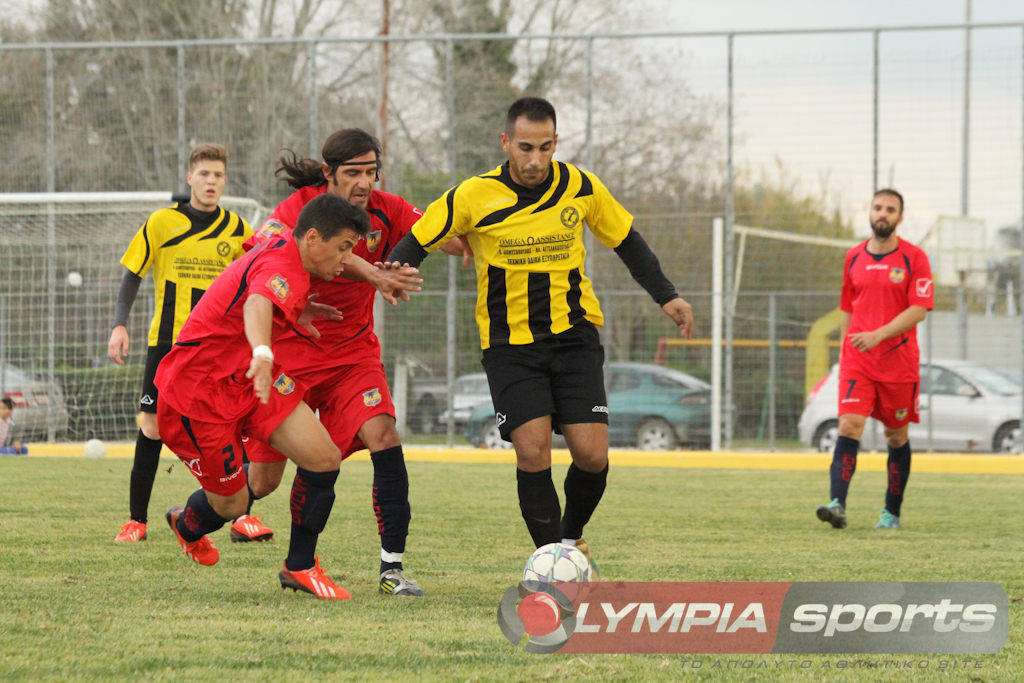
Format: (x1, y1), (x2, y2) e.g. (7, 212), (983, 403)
(0, 456), (1021, 681)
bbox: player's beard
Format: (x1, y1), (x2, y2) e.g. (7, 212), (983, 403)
(871, 220), (896, 240)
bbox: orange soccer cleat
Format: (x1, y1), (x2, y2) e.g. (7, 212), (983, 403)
(114, 520), (148, 542)
(279, 556), (351, 600)
(229, 514), (275, 543)
(165, 506), (219, 566)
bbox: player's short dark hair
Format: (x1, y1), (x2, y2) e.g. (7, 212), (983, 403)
(189, 143), (228, 169)
(1, 397), (13, 410)
(874, 188), (904, 215)
(276, 129), (382, 189)
(505, 97), (557, 136)
(293, 193), (371, 241)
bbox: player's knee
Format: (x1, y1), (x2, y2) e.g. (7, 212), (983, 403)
(885, 430), (909, 449)
(248, 463), (284, 498)
(837, 415), (865, 439)
(210, 494), (248, 520)
(139, 413), (160, 440)
(307, 442), (342, 471)
(570, 449), (608, 473)
(360, 416), (401, 451)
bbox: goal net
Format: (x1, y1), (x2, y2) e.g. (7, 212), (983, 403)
(0, 192), (267, 443)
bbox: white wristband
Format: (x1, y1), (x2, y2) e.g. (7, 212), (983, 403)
(252, 345), (274, 363)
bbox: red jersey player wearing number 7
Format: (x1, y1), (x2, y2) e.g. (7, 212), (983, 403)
(155, 193), (370, 599)
(817, 188), (933, 531)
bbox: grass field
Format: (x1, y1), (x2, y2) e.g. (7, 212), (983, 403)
(1, 453), (1021, 681)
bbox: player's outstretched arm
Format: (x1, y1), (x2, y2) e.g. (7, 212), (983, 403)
(370, 263), (423, 306)
(439, 235), (474, 267)
(296, 293), (343, 339)
(613, 228), (686, 329)
(243, 294), (275, 404)
(108, 270), (143, 365)
(662, 297), (694, 339)
(107, 326), (130, 366)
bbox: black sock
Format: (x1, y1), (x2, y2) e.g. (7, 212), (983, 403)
(829, 435), (859, 507)
(885, 442), (912, 517)
(561, 462), (609, 540)
(176, 488), (229, 542)
(128, 429), (163, 524)
(517, 468), (561, 548)
(286, 468), (338, 572)
(242, 463), (261, 516)
(371, 445), (410, 574)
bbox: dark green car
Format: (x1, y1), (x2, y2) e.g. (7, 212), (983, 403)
(464, 362), (712, 451)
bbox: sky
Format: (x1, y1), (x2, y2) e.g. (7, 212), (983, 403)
(628, 0), (1024, 286)
(5, 0), (1023, 267)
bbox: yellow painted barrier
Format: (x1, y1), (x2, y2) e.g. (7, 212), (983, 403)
(19, 443), (1024, 475)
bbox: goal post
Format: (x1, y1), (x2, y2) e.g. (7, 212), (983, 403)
(0, 192), (268, 443)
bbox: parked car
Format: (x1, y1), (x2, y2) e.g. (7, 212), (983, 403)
(0, 362), (70, 442)
(465, 362), (713, 450)
(798, 359), (1022, 453)
(438, 373), (492, 431)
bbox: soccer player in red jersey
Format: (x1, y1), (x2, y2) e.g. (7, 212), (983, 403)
(817, 189), (933, 530)
(155, 193), (370, 599)
(242, 128), (466, 596)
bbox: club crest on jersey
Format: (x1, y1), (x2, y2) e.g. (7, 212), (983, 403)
(365, 230), (382, 253)
(217, 241), (231, 257)
(560, 206), (580, 229)
(268, 274), (289, 301)
(362, 388), (382, 407)
(895, 408), (908, 421)
(889, 267), (906, 283)
(258, 219), (285, 237)
(273, 373), (296, 395)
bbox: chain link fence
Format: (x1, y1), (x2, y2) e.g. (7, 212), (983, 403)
(2, 24), (1023, 451)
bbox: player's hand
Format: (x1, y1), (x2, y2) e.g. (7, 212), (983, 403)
(847, 330), (883, 352)
(297, 293), (341, 339)
(663, 297), (693, 339)
(440, 235), (474, 267)
(371, 263), (423, 306)
(107, 325), (130, 366)
(245, 356), (273, 404)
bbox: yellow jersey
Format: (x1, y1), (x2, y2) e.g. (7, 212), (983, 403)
(120, 202), (252, 346)
(411, 161), (632, 349)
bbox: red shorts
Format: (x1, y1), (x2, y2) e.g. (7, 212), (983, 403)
(158, 377), (305, 496)
(837, 369), (919, 429)
(245, 361), (396, 464)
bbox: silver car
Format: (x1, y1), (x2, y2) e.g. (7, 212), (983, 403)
(0, 362), (70, 442)
(798, 359), (1022, 453)
(437, 373), (492, 432)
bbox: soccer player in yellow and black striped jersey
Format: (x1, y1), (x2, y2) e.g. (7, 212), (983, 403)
(387, 97), (693, 561)
(109, 143), (253, 543)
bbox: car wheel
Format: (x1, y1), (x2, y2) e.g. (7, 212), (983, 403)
(635, 418), (678, 450)
(992, 421), (1020, 453)
(480, 422), (512, 450)
(812, 420), (838, 453)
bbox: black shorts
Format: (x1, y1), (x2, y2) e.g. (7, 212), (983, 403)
(481, 324), (607, 441)
(139, 344), (172, 413)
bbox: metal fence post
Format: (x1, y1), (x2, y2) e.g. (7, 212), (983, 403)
(724, 33), (735, 448)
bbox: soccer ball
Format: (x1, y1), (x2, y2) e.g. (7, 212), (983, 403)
(83, 438), (106, 458)
(523, 542), (593, 583)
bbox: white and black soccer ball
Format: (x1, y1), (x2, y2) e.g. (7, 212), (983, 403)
(523, 542), (593, 583)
